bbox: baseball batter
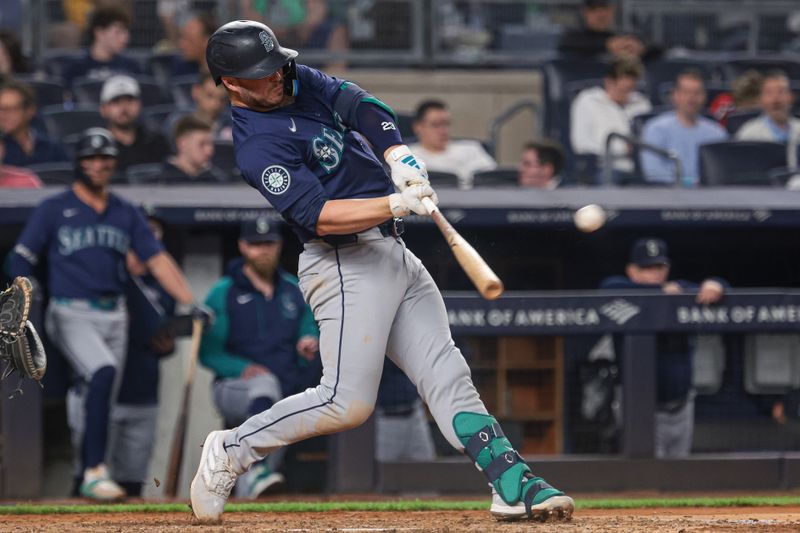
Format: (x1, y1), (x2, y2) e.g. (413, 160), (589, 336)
(191, 20), (573, 523)
(8, 128), (209, 500)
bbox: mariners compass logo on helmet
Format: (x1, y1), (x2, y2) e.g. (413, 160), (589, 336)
(261, 165), (291, 195)
(259, 31), (274, 52)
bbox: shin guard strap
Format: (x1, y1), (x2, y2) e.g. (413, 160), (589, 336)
(522, 477), (561, 517)
(464, 423), (504, 462)
(484, 450), (524, 482)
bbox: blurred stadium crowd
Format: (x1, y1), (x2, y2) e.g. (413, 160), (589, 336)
(0, 0), (798, 189)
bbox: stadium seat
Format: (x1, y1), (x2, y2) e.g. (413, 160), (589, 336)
(698, 141), (787, 186)
(473, 168), (518, 186)
(720, 57), (800, 81)
(743, 334), (800, 394)
(142, 105), (191, 139)
(692, 335), (726, 395)
(26, 162), (74, 186)
(125, 163), (164, 185)
(395, 112), (415, 141)
(147, 52), (182, 87)
(568, 153), (600, 185)
(16, 76), (66, 108)
(72, 76), (172, 107)
(631, 108), (668, 137)
(542, 58), (610, 140)
(171, 75), (199, 108)
(41, 104), (104, 139)
(725, 110), (762, 135)
(40, 48), (82, 80)
(427, 171), (459, 187)
(212, 141), (239, 178)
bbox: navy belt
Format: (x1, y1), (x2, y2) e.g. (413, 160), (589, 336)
(321, 218), (404, 246)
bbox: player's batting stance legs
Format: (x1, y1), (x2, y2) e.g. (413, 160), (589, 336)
(192, 233), (573, 522)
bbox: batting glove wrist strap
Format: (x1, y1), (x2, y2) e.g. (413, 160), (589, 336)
(386, 145), (429, 191)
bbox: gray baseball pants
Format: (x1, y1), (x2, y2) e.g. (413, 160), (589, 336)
(45, 299), (127, 380)
(222, 227), (487, 473)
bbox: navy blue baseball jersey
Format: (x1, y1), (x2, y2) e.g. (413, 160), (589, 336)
(200, 260), (319, 396)
(9, 189), (163, 299)
(233, 64), (394, 242)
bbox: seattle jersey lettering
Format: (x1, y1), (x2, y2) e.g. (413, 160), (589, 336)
(57, 224), (131, 255)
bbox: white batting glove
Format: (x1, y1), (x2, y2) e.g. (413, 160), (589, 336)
(389, 183), (439, 217)
(385, 145), (429, 191)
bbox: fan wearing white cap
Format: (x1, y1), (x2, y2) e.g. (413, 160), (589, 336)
(99, 74), (170, 172)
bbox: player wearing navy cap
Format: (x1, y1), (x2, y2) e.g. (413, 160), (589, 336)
(8, 128), (211, 500)
(190, 21), (573, 522)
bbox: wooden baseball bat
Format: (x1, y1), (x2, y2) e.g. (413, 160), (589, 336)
(164, 317), (204, 498)
(421, 197), (504, 300)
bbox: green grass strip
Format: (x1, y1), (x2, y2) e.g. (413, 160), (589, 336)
(2, 496), (800, 515)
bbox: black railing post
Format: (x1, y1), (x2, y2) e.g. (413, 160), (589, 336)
(621, 334), (657, 457)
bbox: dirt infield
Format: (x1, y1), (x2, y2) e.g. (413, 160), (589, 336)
(3, 507), (800, 533)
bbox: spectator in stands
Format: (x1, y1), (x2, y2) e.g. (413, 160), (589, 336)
(409, 100), (497, 189)
(736, 71), (800, 145)
(600, 238), (726, 458)
(0, 80), (68, 167)
(242, 0), (348, 68)
(152, 115), (227, 184)
(99, 75), (171, 172)
(170, 11), (216, 78)
(190, 72), (231, 141)
(570, 58), (651, 174)
(64, 4), (140, 87)
(375, 360), (436, 463)
(110, 211), (177, 497)
(155, 0), (190, 51)
(517, 140), (565, 189)
(0, 30), (30, 78)
(641, 70), (727, 186)
(200, 216), (320, 498)
(709, 70), (763, 127)
(558, 0), (653, 60)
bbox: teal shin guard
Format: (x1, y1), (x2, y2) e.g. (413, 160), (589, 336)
(453, 412), (565, 516)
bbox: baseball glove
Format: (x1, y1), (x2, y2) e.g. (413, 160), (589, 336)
(0, 277), (32, 342)
(1, 321), (47, 396)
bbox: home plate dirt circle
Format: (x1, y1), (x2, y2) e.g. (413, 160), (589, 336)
(2, 508), (800, 532)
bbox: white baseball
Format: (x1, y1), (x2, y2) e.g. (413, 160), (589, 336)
(573, 204), (606, 233)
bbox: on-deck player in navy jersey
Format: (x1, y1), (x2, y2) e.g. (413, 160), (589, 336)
(190, 20), (574, 523)
(9, 128), (211, 501)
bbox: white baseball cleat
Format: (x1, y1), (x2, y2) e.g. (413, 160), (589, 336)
(489, 484), (575, 522)
(190, 430), (237, 523)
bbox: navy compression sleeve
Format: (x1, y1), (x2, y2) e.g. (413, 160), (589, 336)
(333, 81), (403, 156)
(354, 102), (403, 156)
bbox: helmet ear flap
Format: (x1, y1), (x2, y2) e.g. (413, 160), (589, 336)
(283, 60), (298, 97)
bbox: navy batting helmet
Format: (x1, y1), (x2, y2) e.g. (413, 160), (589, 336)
(206, 20), (298, 86)
(75, 128), (118, 159)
